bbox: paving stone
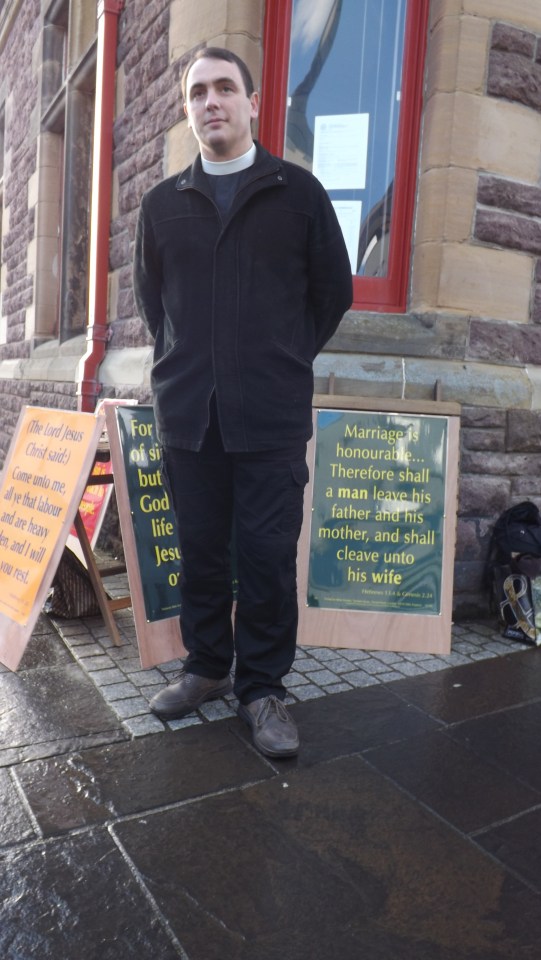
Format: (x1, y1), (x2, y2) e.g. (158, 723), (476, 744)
(0, 829), (181, 959)
(71, 644), (106, 659)
(293, 659), (326, 673)
(90, 668), (127, 686)
(198, 700), (237, 721)
(17, 723), (273, 834)
(321, 681), (354, 694)
(288, 684), (326, 701)
(388, 651), (541, 724)
(366, 730), (540, 834)
(0, 769), (37, 846)
(344, 670), (381, 688)
(304, 669), (341, 686)
(109, 697), (151, 719)
(113, 754), (541, 960)
(319, 657), (358, 674)
(286, 671), (310, 686)
(123, 715), (166, 737)
(100, 682), (140, 702)
(0, 663), (126, 765)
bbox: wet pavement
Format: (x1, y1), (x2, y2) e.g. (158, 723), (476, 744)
(1, 604), (541, 959)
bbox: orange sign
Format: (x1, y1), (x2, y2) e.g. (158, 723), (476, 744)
(0, 407), (103, 626)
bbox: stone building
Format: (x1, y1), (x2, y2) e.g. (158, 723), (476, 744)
(1, 0), (541, 618)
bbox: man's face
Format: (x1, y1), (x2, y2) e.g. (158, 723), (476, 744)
(184, 57), (259, 162)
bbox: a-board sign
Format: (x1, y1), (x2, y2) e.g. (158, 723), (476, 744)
(66, 455), (114, 564)
(297, 395), (460, 654)
(0, 406), (104, 671)
(104, 404), (185, 668)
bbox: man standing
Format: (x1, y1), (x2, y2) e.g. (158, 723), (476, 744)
(133, 47), (352, 757)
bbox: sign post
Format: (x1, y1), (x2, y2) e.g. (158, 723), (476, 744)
(0, 406), (105, 670)
(104, 404), (185, 668)
(297, 396), (460, 654)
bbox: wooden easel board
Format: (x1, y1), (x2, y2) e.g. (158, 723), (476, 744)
(0, 406), (105, 670)
(297, 395), (461, 654)
(104, 404), (185, 668)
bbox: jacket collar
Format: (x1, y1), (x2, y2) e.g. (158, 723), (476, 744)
(175, 141), (287, 196)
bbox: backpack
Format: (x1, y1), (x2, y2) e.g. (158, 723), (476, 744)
(489, 500), (541, 571)
(488, 501), (541, 646)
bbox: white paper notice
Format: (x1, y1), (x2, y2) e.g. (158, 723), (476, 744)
(332, 201), (362, 273)
(313, 114), (369, 191)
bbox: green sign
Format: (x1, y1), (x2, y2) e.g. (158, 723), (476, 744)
(116, 406), (181, 623)
(308, 410), (448, 614)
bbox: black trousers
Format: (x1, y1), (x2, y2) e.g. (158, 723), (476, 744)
(162, 407), (308, 705)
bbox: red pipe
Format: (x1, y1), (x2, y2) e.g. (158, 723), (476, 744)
(77, 0), (124, 412)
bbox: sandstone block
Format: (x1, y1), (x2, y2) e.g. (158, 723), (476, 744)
(464, 1), (541, 34)
(421, 91), (541, 182)
(430, 0), (464, 30)
(439, 243), (532, 322)
(426, 15), (490, 97)
(416, 166), (477, 244)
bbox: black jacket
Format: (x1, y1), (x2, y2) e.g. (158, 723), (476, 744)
(133, 143), (353, 451)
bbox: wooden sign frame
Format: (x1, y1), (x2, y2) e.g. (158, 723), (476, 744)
(0, 406), (105, 671)
(104, 404), (185, 669)
(297, 395), (461, 655)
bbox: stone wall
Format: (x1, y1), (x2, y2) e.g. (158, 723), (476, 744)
(0, 0), (80, 467)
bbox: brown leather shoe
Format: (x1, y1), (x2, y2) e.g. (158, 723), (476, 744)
(150, 669), (232, 720)
(237, 695), (299, 758)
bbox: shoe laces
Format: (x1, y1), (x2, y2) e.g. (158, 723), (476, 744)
(255, 695), (290, 727)
(168, 667), (192, 684)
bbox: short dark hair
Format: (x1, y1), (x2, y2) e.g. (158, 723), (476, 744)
(181, 47), (255, 101)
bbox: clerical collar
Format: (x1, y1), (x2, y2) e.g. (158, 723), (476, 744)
(201, 144), (256, 176)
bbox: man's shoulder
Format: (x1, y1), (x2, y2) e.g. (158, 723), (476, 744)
(255, 143), (320, 189)
(141, 171), (186, 207)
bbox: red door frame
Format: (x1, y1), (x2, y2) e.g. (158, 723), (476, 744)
(259, 0), (430, 313)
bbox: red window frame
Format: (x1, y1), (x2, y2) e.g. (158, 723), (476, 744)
(259, 0), (429, 314)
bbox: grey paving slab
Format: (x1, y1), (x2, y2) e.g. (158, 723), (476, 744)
(475, 807), (541, 893)
(2, 605), (541, 960)
(0, 662), (128, 766)
(113, 755), (541, 960)
(388, 649), (541, 724)
(232, 685), (442, 769)
(16, 722), (273, 838)
(0, 769), (36, 847)
(0, 829), (182, 959)
(448, 700), (541, 794)
(364, 729), (541, 834)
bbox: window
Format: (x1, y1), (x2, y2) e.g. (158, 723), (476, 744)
(260, 0), (429, 313)
(38, 0), (96, 342)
